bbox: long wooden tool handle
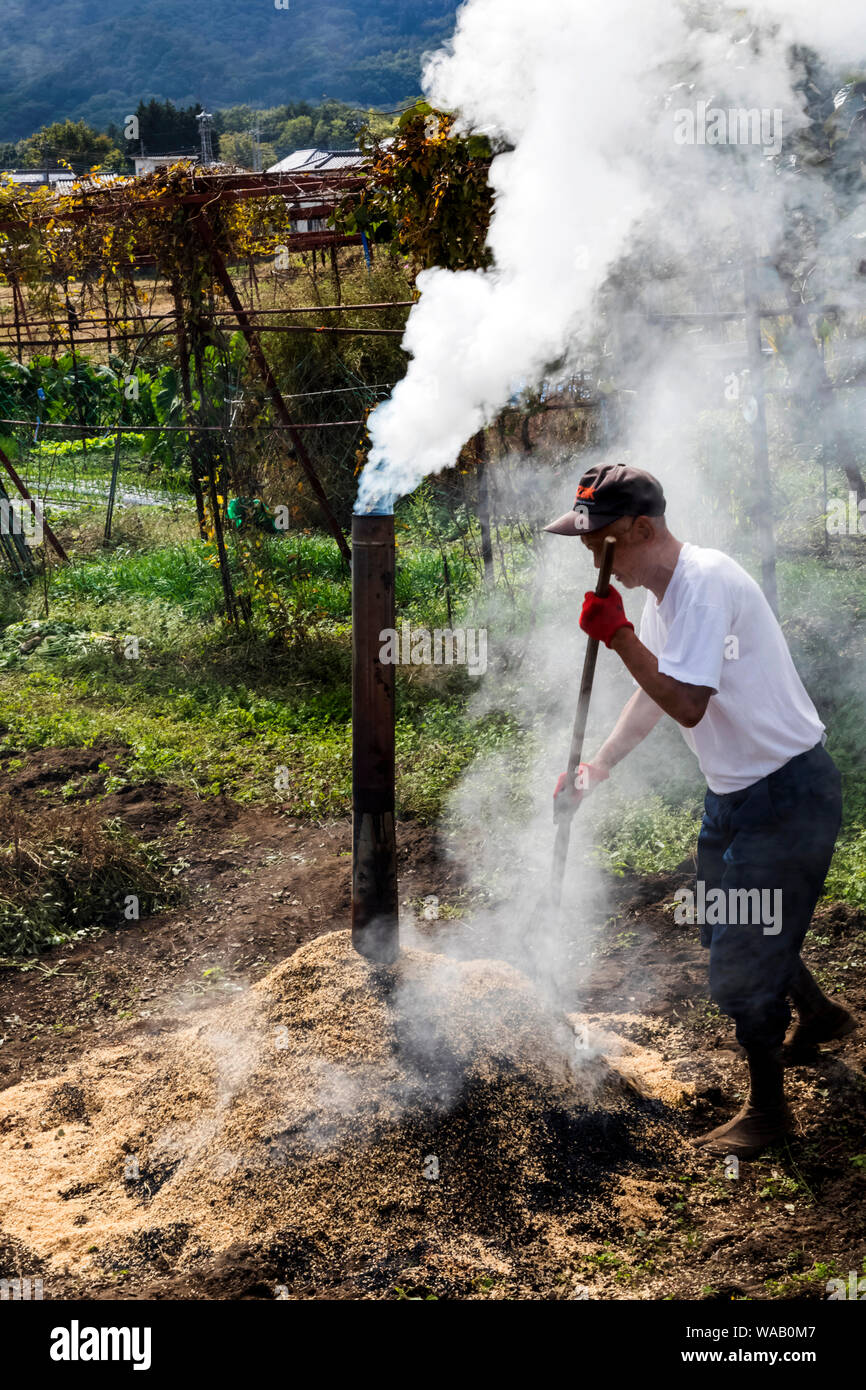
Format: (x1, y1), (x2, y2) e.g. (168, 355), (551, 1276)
(565, 536), (616, 777)
(550, 535), (617, 907)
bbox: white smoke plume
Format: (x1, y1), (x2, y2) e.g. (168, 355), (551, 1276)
(356, 0), (866, 513)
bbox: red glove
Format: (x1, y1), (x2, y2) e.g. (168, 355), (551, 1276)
(553, 762), (609, 820)
(579, 585), (633, 648)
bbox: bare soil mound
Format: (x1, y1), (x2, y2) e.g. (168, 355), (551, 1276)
(0, 931), (682, 1298)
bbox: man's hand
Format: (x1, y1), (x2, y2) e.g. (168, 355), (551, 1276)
(553, 762), (610, 821)
(579, 585), (634, 648)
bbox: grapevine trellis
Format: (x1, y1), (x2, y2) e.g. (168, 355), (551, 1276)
(0, 163), (411, 618)
(2, 148), (854, 626)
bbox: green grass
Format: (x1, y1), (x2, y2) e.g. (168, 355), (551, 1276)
(0, 524), (507, 819)
(593, 796), (703, 877)
(0, 665), (506, 819)
(0, 532), (865, 912)
(824, 827), (866, 911)
(38, 527), (479, 628)
(47, 541), (223, 615)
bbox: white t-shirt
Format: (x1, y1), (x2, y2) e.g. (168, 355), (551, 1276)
(638, 543), (824, 794)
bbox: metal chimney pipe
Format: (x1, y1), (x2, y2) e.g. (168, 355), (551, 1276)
(352, 513), (399, 963)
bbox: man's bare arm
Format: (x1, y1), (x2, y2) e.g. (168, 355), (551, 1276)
(609, 628), (713, 728)
(592, 687), (664, 775)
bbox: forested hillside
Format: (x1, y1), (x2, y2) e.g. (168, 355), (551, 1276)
(0, 0), (458, 140)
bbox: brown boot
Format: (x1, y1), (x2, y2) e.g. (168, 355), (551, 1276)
(784, 961), (857, 1063)
(783, 1005), (856, 1060)
(694, 1047), (794, 1160)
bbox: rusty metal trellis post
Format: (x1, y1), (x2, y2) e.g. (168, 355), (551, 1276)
(194, 212), (351, 565)
(170, 276), (209, 539)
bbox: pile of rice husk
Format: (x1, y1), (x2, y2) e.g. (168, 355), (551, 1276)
(0, 931), (683, 1298)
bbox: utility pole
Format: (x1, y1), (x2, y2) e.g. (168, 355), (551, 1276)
(248, 113), (262, 173)
(196, 111), (215, 167)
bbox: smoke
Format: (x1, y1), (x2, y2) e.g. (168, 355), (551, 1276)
(413, 492), (645, 1003)
(357, 0), (866, 514)
(279, 953), (586, 1154)
(353, 0), (866, 1042)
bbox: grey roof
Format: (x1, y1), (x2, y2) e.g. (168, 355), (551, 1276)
(267, 148), (366, 174)
(53, 173), (128, 194)
(2, 170), (126, 189)
(2, 171), (63, 184)
(133, 154), (197, 165)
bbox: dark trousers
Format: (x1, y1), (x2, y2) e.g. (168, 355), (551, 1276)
(696, 743), (842, 1052)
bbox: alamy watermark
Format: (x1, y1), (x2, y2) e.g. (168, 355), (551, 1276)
(826, 1271), (866, 1299)
(826, 492), (866, 536)
(0, 1276), (43, 1300)
(673, 102), (783, 154)
(50, 1322), (151, 1370)
(674, 881), (782, 936)
(0, 498), (43, 546)
(379, 622), (487, 677)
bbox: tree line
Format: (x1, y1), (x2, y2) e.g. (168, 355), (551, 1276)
(0, 100), (402, 175)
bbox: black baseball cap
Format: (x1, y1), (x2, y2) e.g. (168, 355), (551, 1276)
(544, 463), (666, 535)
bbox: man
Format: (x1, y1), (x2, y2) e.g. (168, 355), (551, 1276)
(546, 462), (855, 1159)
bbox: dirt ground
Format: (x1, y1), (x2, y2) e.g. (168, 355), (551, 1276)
(1, 747), (864, 1301)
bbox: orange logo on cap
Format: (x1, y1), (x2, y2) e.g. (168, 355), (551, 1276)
(575, 484), (596, 501)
